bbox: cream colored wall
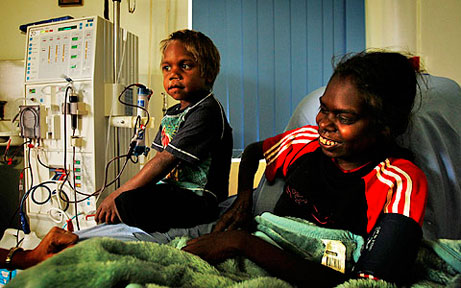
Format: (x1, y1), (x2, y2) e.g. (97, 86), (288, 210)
(418, 1), (461, 85)
(229, 160), (266, 196)
(0, 0), (189, 133)
(366, 0), (461, 85)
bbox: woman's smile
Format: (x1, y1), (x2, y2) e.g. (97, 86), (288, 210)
(319, 135), (340, 148)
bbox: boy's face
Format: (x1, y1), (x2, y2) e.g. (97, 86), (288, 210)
(315, 76), (381, 171)
(161, 40), (209, 106)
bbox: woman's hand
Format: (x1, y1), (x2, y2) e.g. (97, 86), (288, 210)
(212, 189), (253, 232)
(24, 227), (78, 268)
(213, 141), (264, 233)
(182, 230), (248, 264)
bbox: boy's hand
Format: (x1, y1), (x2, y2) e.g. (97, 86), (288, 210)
(213, 190), (253, 232)
(95, 191), (122, 224)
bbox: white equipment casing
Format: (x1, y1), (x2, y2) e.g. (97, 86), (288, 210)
(23, 16), (138, 236)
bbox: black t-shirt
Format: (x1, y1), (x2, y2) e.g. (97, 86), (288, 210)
(274, 148), (375, 237)
(152, 94), (233, 202)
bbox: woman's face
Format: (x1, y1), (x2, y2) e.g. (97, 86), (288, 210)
(315, 76), (381, 170)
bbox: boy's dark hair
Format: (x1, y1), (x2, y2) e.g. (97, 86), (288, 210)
(160, 29), (220, 89)
(332, 51), (419, 140)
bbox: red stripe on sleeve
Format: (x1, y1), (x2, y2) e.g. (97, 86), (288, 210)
(262, 126), (319, 182)
(364, 158), (427, 233)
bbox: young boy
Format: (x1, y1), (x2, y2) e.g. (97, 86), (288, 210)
(95, 30), (233, 233)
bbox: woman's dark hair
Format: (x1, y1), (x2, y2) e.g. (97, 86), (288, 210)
(332, 51), (419, 140)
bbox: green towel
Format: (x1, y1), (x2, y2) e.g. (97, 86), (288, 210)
(254, 212), (364, 272)
(254, 212), (460, 287)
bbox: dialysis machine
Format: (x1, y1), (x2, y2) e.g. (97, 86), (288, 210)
(20, 16), (141, 237)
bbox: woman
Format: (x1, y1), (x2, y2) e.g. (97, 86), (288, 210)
(183, 51), (427, 287)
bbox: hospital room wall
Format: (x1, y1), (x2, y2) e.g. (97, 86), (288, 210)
(366, 0), (461, 86)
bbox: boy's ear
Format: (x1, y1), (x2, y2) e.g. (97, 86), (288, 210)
(205, 78), (214, 89)
(380, 126), (391, 139)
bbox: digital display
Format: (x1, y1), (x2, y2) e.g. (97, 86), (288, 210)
(58, 25), (77, 32)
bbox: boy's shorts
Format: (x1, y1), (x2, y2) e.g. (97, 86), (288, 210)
(115, 183), (218, 233)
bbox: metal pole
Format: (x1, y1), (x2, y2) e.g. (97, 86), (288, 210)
(113, 0), (121, 188)
(113, 0), (121, 84)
